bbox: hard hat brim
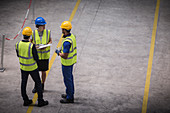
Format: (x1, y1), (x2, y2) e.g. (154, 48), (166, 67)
(60, 26), (72, 30)
(35, 22), (47, 25)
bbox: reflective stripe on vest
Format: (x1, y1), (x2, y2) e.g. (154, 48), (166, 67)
(18, 56), (33, 59)
(20, 62), (36, 66)
(37, 50), (50, 53)
(17, 42), (33, 59)
(61, 34), (77, 66)
(16, 41), (38, 71)
(67, 53), (77, 59)
(32, 29), (50, 60)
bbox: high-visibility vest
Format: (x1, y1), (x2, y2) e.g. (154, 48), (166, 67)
(61, 34), (77, 66)
(16, 41), (38, 71)
(32, 29), (50, 60)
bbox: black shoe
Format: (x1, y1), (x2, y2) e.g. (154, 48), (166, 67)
(38, 99), (48, 107)
(60, 98), (74, 104)
(23, 100), (32, 106)
(61, 94), (67, 99)
(32, 87), (37, 93)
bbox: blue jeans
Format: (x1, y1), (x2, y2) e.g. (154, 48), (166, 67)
(62, 64), (74, 99)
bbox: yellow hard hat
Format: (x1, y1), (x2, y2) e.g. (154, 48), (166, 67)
(60, 21), (72, 30)
(22, 27), (32, 36)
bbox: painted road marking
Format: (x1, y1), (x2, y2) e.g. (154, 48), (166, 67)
(142, 0), (160, 113)
(26, 0), (81, 113)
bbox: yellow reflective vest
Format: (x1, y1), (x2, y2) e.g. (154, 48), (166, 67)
(16, 41), (38, 71)
(61, 34), (77, 66)
(32, 29), (50, 60)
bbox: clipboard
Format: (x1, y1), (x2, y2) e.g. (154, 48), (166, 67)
(37, 44), (52, 49)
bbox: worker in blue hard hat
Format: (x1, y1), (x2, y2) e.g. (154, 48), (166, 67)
(16, 27), (48, 107)
(30, 17), (52, 93)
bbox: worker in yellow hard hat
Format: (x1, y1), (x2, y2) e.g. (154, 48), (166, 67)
(55, 21), (77, 103)
(16, 27), (48, 107)
(30, 17), (52, 93)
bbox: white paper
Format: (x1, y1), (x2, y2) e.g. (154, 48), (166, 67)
(38, 44), (52, 49)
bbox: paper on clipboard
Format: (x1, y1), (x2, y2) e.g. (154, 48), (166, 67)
(37, 44), (52, 49)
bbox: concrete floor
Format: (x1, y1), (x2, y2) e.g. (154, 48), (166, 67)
(0, 0), (170, 113)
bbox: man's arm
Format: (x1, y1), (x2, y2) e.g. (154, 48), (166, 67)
(16, 49), (19, 57)
(15, 42), (19, 57)
(58, 41), (71, 59)
(48, 37), (52, 44)
(48, 31), (52, 44)
(32, 44), (39, 63)
(59, 52), (69, 59)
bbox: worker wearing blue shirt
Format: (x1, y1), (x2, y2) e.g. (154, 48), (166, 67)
(56, 21), (77, 103)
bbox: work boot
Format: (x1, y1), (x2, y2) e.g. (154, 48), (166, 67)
(32, 87), (37, 93)
(61, 94), (67, 99)
(38, 99), (48, 107)
(60, 98), (74, 104)
(23, 99), (32, 106)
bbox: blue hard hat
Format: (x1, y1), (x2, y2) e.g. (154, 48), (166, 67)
(35, 17), (47, 25)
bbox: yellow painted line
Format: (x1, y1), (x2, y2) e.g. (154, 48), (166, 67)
(26, 0), (81, 113)
(142, 0), (160, 113)
(69, 0), (81, 22)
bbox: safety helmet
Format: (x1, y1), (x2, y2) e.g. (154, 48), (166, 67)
(22, 27), (32, 36)
(35, 17), (46, 25)
(60, 21), (72, 30)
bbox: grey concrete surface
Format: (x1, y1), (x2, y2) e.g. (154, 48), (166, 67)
(0, 0), (170, 113)
(147, 1), (170, 113)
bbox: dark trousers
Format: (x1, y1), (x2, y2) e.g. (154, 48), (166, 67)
(62, 64), (74, 99)
(21, 69), (43, 101)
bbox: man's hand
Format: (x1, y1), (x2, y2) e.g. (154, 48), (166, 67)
(55, 48), (61, 56)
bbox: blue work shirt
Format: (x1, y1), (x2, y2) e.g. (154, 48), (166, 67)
(63, 33), (71, 53)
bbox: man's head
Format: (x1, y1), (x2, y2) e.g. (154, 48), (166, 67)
(35, 17), (46, 32)
(60, 21), (72, 36)
(62, 29), (71, 36)
(22, 27), (32, 39)
(36, 25), (45, 32)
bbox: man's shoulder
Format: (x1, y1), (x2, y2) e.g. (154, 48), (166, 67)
(16, 41), (20, 44)
(63, 41), (71, 46)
